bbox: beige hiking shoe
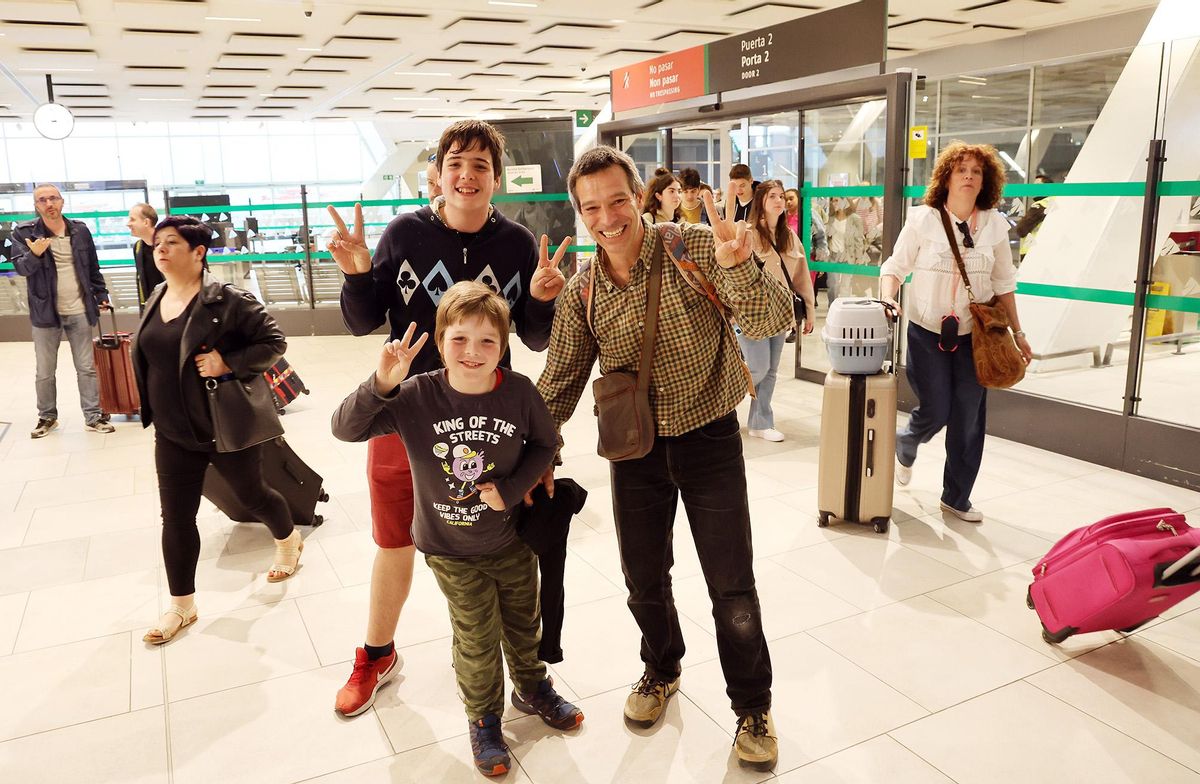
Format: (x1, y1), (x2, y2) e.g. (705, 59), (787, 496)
(623, 673), (680, 727)
(734, 711), (778, 771)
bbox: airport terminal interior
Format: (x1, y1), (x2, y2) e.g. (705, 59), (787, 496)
(1, 0), (1200, 782)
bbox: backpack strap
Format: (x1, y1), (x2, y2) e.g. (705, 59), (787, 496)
(578, 258), (596, 337)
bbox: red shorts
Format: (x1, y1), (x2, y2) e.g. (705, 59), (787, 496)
(367, 433), (416, 549)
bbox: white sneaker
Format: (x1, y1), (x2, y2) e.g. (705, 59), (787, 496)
(940, 502), (983, 523)
(749, 428), (785, 442)
(896, 461), (911, 486)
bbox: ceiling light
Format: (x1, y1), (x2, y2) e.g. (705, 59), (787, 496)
(395, 71), (452, 77)
(19, 67), (93, 72)
(138, 97), (190, 102)
(392, 96), (440, 102)
(204, 16), (262, 22)
(297, 47), (322, 52)
(488, 1), (538, 6)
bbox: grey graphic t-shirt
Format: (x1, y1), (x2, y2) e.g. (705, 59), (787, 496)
(332, 368), (557, 557)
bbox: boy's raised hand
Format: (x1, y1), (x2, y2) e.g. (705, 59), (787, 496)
(326, 203), (372, 275)
(530, 234), (571, 302)
(375, 322), (428, 395)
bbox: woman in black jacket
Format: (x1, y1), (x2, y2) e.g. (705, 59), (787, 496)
(132, 216), (301, 645)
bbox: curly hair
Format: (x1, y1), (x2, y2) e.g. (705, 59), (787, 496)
(923, 141), (1006, 210)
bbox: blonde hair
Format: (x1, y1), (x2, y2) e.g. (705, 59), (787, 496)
(434, 281), (511, 359)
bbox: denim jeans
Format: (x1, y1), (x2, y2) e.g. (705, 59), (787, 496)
(736, 331), (787, 430)
(32, 312), (101, 423)
(609, 411), (772, 716)
(897, 322), (987, 512)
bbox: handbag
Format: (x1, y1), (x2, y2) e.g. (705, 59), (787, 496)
(587, 237), (664, 461)
(205, 372), (284, 453)
(938, 208), (1026, 389)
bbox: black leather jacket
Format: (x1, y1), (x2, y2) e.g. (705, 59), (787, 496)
(132, 271), (286, 440)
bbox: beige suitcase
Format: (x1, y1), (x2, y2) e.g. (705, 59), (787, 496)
(817, 370), (896, 533)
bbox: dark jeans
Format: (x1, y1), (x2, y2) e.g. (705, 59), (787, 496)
(155, 433), (294, 596)
(897, 321), (987, 511)
(610, 411), (772, 716)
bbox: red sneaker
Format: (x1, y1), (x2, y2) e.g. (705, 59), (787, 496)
(334, 647), (398, 717)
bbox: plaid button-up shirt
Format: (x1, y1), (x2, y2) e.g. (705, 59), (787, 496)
(537, 215), (793, 442)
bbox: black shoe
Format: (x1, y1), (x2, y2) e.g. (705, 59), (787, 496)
(784, 328), (797, 343)
(511, 678), (584, 730)
(469, 713), (510, 777)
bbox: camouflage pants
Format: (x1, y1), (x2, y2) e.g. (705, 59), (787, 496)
(425, 540), (546, 720)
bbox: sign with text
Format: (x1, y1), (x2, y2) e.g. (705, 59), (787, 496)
(707, 0), (885, 94)
(505, 164), (543, 194)
(610, 46), (708, 113)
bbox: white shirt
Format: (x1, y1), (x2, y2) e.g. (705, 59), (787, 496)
(879, 205), (1017, 335)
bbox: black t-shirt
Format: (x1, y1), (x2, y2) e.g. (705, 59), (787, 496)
(138, 296), (212, 447)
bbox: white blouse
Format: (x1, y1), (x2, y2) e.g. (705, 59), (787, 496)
(879, 205), (1017, 335)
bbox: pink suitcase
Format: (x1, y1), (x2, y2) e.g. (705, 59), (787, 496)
(1028, 508), (1200, 644)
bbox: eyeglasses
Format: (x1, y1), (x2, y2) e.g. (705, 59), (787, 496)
(35, 195), (63, 205)
(955, 220), (975, 249)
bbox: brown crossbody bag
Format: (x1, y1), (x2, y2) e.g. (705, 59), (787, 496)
(938, 207), (1026, 389)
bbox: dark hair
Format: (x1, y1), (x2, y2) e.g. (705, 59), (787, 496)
(653, 166), (670, 177)
(437, 120), (505, 174)
(679, 168), (701, 189)
(641, 171), (682, 221)
(699, 182), (713, 194)
(729, 163), (752, 181)
(132, 202), (158, 224)
(924, 141), (1007, 210)
(749, 180), (793, 255)
(154, 215), (214, 268)
(566, 145), (645, 211)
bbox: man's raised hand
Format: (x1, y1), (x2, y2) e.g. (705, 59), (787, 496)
(326, 203), (372, 275)
(375, 322), (429, 395)
(702, 191), (753, 268)
(531, 234), (571, 302)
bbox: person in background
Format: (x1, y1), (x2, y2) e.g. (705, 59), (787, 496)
(537, 146), (792, 772)
(11, 184), (115, 438)
(742, 180), (816, 440)
(425, 158), (442, 203)
(678, 168), (709, 225)
(854, 182), (884, 263)
(332, 282), (582, 777)
(784, 188), (801, 235)
(640, 169), (684, 224)
(128, 202), (165, 310)
(133, 216), (301, 645)
(1017, 173), (1052, 261)
(879, 141), (1032, 524)
(727, 163), (758, 222)
(326, 119), (567, 719)
(826, 197), (868, 299)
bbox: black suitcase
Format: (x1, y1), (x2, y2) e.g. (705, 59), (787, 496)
(264, 358), (309, 411)
(203, 436), (327, 526)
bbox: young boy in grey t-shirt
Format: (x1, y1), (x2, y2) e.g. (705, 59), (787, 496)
(332, 281), (582, 777)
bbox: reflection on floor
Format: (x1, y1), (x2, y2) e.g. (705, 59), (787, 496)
(1, 335), (1199, 783)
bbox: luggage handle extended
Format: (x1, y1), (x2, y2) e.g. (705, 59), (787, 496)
(95, 307), (123, 349)
(1158, 544), (1200, 585)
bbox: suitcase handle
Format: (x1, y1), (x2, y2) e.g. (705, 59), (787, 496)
(1159, 544), (1200, 584)
(95, 307), (123, 349)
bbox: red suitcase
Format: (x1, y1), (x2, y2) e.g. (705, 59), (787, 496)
(1027, 508), (1200, 644)
(264, 358), (309, 411)
(93, 309), (140, 418)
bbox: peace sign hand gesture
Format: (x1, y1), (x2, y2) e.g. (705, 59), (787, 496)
(530, 234), (571, 302)
(326, 203), (372, 275)
(375, 322), (429, 395)
(702, 190), (753, 269)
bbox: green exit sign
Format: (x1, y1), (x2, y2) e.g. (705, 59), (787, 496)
(382, 174), (396, 181)
(575, 110), (597, 128)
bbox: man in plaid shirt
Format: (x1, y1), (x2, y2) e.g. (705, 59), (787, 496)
(536, 146), (792, 772)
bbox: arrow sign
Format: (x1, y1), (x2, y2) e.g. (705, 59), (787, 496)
(505, 164), (542, 194)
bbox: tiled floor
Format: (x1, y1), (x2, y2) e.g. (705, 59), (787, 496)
(1, 335), (1199, 783)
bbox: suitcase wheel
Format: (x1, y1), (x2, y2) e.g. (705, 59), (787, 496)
(871, 517), (889, 534)
(318, 490), (329, 503)
(818, 511), (832, 528)
(1026, 586), (1035, 610)
(311, 514), (324, 527)
(1041, 624), (1077, 645)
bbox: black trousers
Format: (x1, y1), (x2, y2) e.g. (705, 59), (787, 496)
(155, 433), (294, 596)
(609, 411), (772, 716)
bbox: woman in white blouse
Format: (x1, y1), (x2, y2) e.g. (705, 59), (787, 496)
(740, 180), (817, 442)
(879, 142), (1032, 523)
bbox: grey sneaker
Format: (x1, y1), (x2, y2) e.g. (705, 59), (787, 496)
(734, 711), (778, 771)
(940, 501), (983, 523)
(30, 418), (58, 438)
(85, 419), (115, 434)
(623, 673), (679, 728)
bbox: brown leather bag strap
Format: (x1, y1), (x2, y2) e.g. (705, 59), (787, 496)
(636, 236), (665, 395)
(938, 206), (977, 304)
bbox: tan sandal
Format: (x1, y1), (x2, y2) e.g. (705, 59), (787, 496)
(143, 605), (198, 645)
(267, 529), (304, 583)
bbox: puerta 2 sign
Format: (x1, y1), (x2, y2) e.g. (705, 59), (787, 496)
(610, 0), (885, 113)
